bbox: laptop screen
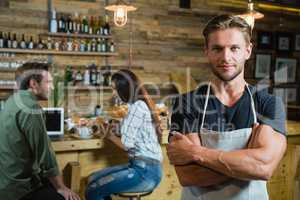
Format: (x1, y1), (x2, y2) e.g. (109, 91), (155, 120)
(43, 107), (64, 136)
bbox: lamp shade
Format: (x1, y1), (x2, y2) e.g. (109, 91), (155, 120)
(105, 0), (137, 27)
(238, 2), (264, 29)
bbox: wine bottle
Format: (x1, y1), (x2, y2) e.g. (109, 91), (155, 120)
(28, 36), (34, 49)
(103, 15), (110, 35)
(82, 16), (89, 34)
(37, 36), (44, 49)
(84, 67), (90, 86)
(66, 15), (73, 33)
(7, 32), (12, 48)
(20, 34), (26, 49)
(89, 16), (94, 34)
(91, 38), (96, 52)
(54, 39), (60, 51)
(79, 39), (85, 52)
(50, 9), (58, 33)
(96, 38), (101, 52)
(100, 38), (106, 52)
(96, 69), (104, 86)
(58, 14), (66, 32)
(0, 32), (4, 48)
(86, 39), (91, 52)
(75, 70), (83, 86)
(12, 33), (18, 49)
(73, 12), (79, 34)
(89, 64), (97, 86)
(47, 37), (52, 50)
(110, 40), (115, 52)
(66, 38), (73, 51)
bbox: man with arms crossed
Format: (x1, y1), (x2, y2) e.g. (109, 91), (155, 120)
(0, 63), (80, 200)
(167, 15), (286, 200)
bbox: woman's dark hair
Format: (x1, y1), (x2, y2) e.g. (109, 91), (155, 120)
(16, 62), (50, 90)
(111, 69), (162, 139)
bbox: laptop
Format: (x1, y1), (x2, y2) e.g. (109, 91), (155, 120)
(43, 107), (64, 140)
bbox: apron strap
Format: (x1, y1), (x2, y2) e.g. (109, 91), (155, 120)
(200, 83), (257, 129)
(200, 82), (211, 130)
(245, 84), (257, 124)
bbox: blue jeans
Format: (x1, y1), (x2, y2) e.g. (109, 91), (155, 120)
(85, 158), (162, 200)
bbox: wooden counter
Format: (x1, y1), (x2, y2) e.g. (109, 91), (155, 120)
(52, 135), (180, 200)
(52, 121), (300, 200)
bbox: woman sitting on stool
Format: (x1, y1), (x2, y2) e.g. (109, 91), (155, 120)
(85, 69), (163, 200)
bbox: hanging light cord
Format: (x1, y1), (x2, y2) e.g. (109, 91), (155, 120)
(128, 0), (133, 69)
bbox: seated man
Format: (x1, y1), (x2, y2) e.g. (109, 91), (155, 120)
(0, 62), (80, 200)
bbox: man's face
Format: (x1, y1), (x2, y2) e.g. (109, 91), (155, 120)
(35, 71), (54, 100)
(205, 28), (252, 82)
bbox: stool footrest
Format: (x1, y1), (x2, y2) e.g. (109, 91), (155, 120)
(117, 191), (152, 198)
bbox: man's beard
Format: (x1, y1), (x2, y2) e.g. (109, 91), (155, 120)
(36, 92), (49, 101)
(211, 65), (243, 82)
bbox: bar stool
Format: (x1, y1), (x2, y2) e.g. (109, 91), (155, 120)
(115, 191), (153, 200)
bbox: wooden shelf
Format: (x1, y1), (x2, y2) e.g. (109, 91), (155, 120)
(0, 48), (118, 56)
(273, 83), (299, 87)
(40, 32), (112, 39)
(0, 85), (17, 90)
(65, 86), (112, 91)
(287, 105), (300, 109)
(0, 67), (17, 72)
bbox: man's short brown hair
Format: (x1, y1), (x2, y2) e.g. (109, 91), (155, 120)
(16, 62), (50, 90)
(203, 14), (252, 47)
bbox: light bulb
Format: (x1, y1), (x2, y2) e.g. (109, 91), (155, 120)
(114, 7), (127, 27)
(241, 15), (255, 29)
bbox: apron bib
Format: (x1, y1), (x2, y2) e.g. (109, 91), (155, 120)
(181, 83), (268, 200)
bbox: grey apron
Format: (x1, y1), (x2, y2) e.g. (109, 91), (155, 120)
(181, 83), (268, 200)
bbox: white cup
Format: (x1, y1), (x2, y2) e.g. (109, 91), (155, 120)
(78, 126), (92, 139)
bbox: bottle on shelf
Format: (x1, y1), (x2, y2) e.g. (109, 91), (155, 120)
(73, 12), (80, 34)
(37, 36), (44, 49)
(27, 36), (34, 49)
(89, 64), (97, 86)
(50, 9), (58, 33)
(86, 39), (91, 52)
(100, 38), (106, 52)
(97, 16), (104, 35)
(91, 38), (96, 52)
(0, 32), (4, 48)
(54, 39), (60, 51)
(58, 14), (66, 33)
(96, 38), (101, 52)
(60, 38), (67, 51)
(73, 38), (80, 51)
(47, 37), (52, 50)
(96, 69), (104, 86)
(66, 38), (73, 51)
(12, 33), (18, 49)
(103, 15), (110, 35)
(64, 65), (73, 86)
(79, 39), (85, 52)
(75, 70), (83, 86)
(84, 66), (90, 86)
(110, 40), (115, 52)
(102, 65), (112, 86)
(89, 16), (94, 35)
(82, 16), (89, 34)
(66, 15), (73, 33)
(7, 32), (12, 48)
(20, 34), (26, 49)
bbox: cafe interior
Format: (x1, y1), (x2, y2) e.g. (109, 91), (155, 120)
(0, 0), (300, 199)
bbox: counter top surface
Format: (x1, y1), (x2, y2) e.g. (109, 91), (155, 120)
(52, 121), (300, 152)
